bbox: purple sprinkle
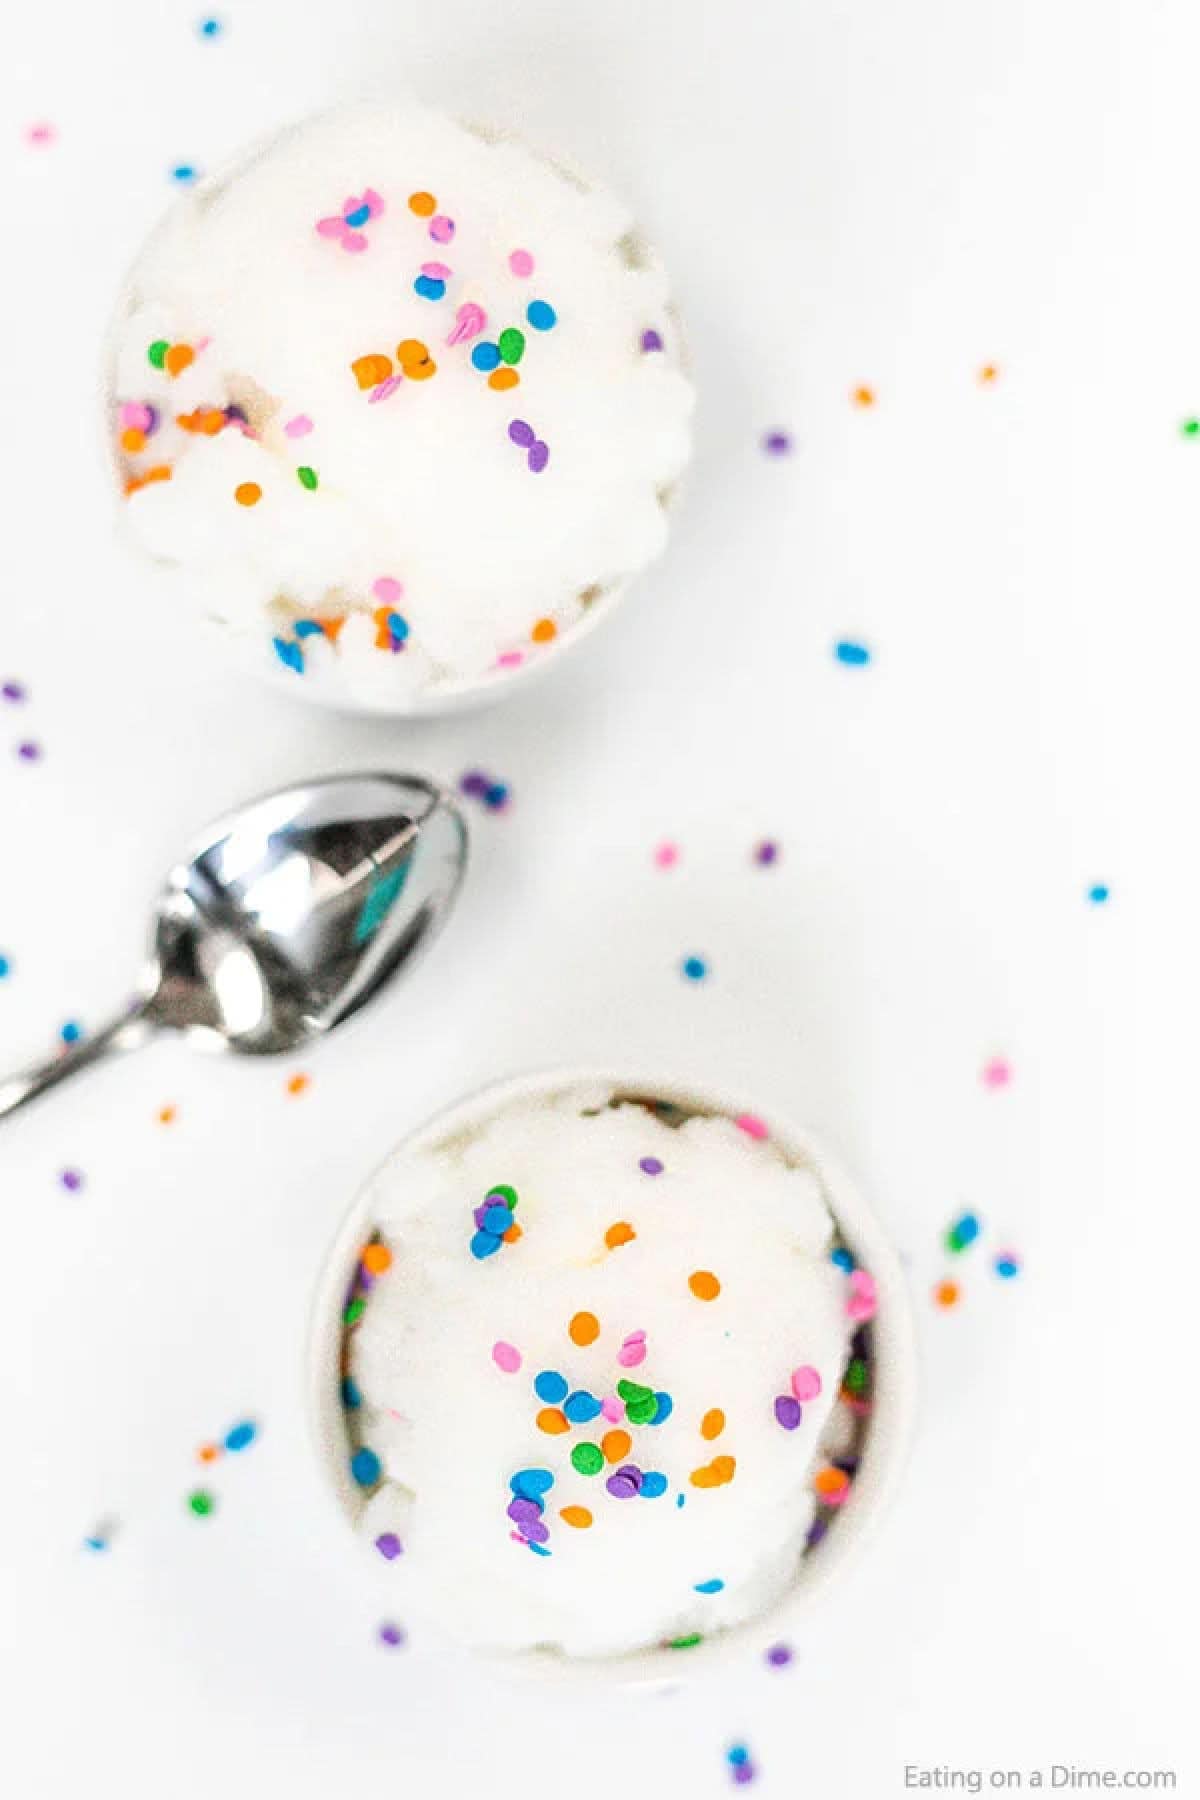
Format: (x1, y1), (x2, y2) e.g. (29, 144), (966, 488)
(378, 1621), (406, 1647)
(733, 1763), (757, 1785)
(508, 418), (536, 448)
(606, 1473), (639, 1500)
(374, 1532), (403, 1560)
(762, 430), (793, 456)
(507, 1497), (543, 1525)
(2, 680), (28, 703)
(520, 1518), (550, 1544)
(805, 1516), (830, 1550)
(472, 1203), (492, 1230)
(222, 404), (246, 426)
(17, 741), (41, 762)
(59, 1168), (84, 1193)
(615, 1463), (643, 1489)
(638, 1156), (664, 1176)
(459, 770), (490, 798)
(774, 1395), (802, 1431)
(641, 329), (664, 352)
(527, 440), (549, 474)
(766, 1642), (793, 1668)
(754, 840), (779, 866)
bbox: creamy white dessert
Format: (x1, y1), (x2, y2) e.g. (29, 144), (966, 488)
(108, 102), (694, 708)
(341, 1086), (876, 1658)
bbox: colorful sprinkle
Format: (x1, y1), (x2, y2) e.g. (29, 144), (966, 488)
(790, 1366), (821, 1402)
(617, 1333), (647, 1368)
(981, 1056), (1012, 1089)
(682, 955), (708, 981)
(198, 16), (223, 37)
(605, 1221), (636, 1249)
(498, 328), (526, 366)
(224, 1420), (256, 1452)
(492, 1341), (521, 1373)
(754, 840), (780, 866)
(852, 386), (876, 407)
(351, 1447), (382, 1486)
(447, 302), (487, 345)
(774, 1395), (802, 1431)
(934, 1278), (961, 1309)
(510, 1467), (554, 1498)
(946, 1212), (981, 1253)
(234, 482), (262, 507)
(526, 300), (557, 331)
(570, 1442), (604, 1476)
(834, 639), (871, 667)
(536, 1407), (570, 1435)
(26, 122), (56, 147)
(171, 164), (199, 185)
(531, 618), (556, 643)
(509, 249), (535, 277)
(846, 1269), (878, 1322)
(284, 415), (313, 438)
(734, 1112), (768, 1140)
(286, 1072), (310, 1096)
(814, 1466), (851, 1504)
(653, 842), (680, 869)
(534, 1370), (568, 1405)
(59, 1168), (84, 1193)
(187, 1489), (216, 1517)
(471, 342), (501, 372)
(689, 1270), (721, 1302)
(408, 191), (436, 217)
(695, 1578), (725, 1594)
(639, 1156), (664, 1176)
(994, 1250), (1021, 1279)
(641, 329), (664, 352)
(559, 1505), (593, 1529)
(527, 439), (549, 472)
(700, 1408), (725, 1441)
(763, 430), (793, 455)
(147, 340), (169, 370)
(429, 215), (455, 243)
(601, 1429), (632, 1464)
(1087, 883), (1110, 904)
(568, 1310), (600, 1347)
(296, 466), (318, 490)
(606, 1470), (640, 1499)
(362, 1243), (392, 1276)
(563, 1391), (603, 1424)
(641, 1472), (668, 1499)
(378, 1621), (406, 1647)
(766, 1643), (793, 1667)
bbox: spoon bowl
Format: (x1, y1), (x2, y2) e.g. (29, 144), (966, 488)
(0, 773), (467, 1116)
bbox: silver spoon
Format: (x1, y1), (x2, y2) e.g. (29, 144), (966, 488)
(0, 772), (468, 1120)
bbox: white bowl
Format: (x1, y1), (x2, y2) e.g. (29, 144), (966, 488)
(306, 1067), (918, 1686)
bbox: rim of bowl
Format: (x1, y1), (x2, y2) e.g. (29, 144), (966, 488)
(306, 1066), (919, 1687)
(99, 108), (692, 721)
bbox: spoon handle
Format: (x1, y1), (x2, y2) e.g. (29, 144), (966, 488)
(0, 1002), (156, 1121)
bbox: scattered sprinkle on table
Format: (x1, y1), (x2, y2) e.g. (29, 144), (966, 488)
(981, 1056), (1012, 1089)
(2, 681), (28, 703)
(351, 1447), (381, 1487)
(639, 1156), (664, 1175)
(16, 741), (42, 763)
(286, 1072), (310, 1096)
(224, 1420), (256, 1452)
(946, 1211), (980, 1253)
(171, 164), (199, 185)
(157, 1104), (178, 1125)
(188, 1489), (216, 1517)
(766, 1642), (793, 1667)
(653, 841), (680, 869)
(689, 1269), (721, 1301)
(1181, 418), (1199, 437)
(234, 481), (262, 507)
(568, 1311), (600, 1346)
(1088, 883), (1110, 904)
(994, 1250), (1021, 1279)
(762, 430), (793, 455)
(852, 385), (876, 407)
(26, 123), (56, 147)
(681, 955), (708, 981)
(934, 1278), (961, 1309)
(0, 954), (10, 979)
(197, 15), (223, 37)
(979, 363), (999, 384)
(59, 1167), (84, 1192)
(492, 1341), (521, 1373)
(753, 840), (779, 865)
(834, 639), (871, 667)
(375, 1532), (403, 1560)
(378, 1621), (406, 1648)
(727, 1743), (758, 1785)
(694, 1577), (724, 1593)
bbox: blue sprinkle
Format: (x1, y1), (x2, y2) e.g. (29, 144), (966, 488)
(414, 275), (446, 301)
(482, 1202), (513, 1235)
(199, 16), (222, 36)
(527, 1541), (552, 1556)
(387, 612), (410, 641)
(831, 1247), (855, 1272)
(511, 1468), (554, 1498)
(171, 164), (199, 185)
(694, 1578), (725, 1594)
(345, 205), (370, 229)
(526, 300), (557, 331)
(83, 1535), (109, 1552)
(676, 1493), (686, 1508)
(1088, 883), (1110, 905)
(728, 1746), (749, 1767)
(224, 1420), (256, 1453)
(563, 1391), (603, 1424)
(483, 782), (510, 811)
(682, 956), (708, 982)
(60, 1020), (82, 1045)
(294, 619), (325, 639)
(834, 639), (871, 667)
(995, 1254), (1020, 1280)
(341, 1376), (362, 1410)
(0, 954), (9, 979)
(471, 342), (502, 372)
(950, 1212), (980, 1248)
(470, 1230), (502, 1260)
(272, 636), (304, 674)
(648, 1392), (673, 1426)
(350, 1447), (381, 1487)
(641, 1472), (668, 1499)
(533, 1370), (568, 1405)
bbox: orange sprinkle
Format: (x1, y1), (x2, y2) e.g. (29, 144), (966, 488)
(157, 1104), (177, 1126)
(530, 618), (557, 644)
(852, 385), (876, 408)
(362, 1243), (392, 1276)
(711, 1455), (736, 1484)
(197, 1443), (221, 1464)
(559, 1505), (593, 1529)
(688, 1270), (721, 1301)
(408, 191), (437, 217)
(601, 1429), (632, 1465)
(317, 617), (345, 643)
(814, 1466), (850, 1501)
(604, 1221), (636, 1249)
(568, 1310), (600, 1346)
(700, 1408), (725, 1441)
(488, 367), (520, 391)
(164, 344), (195, 378)
(690, 1463), (719, 1489)
(934, 1279), (960, 1308)
(286, 1072), (310, 1096)
(502, 1221), (522, 1244)
(124, 464), (171, 496)
(396, 338), (430, 368)
(406, 357), (437, 382)
(979, 363), (999, 384)
(234, 481), (262, 507)
(120, 427), (146, 454)
(178, 407), (226, 436)
(536, 1407), (569, 1435)
(351, 352), (393, 390)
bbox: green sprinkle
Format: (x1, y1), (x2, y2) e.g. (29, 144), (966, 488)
(617, 1379), (653, 1406)
(344, 1297), (365, 1326)
(497, 328), (525, 366)
(147, 340), (169, 370)
(1182, 419), (1200, 437)
(844, 1357), (868, 1395)
(487, 1184), (519, 1211)
(188, 1489), (215, 1517)
(571, 1442), (604, 1476)
(625, 1397), (658, 1424)
(668, 1633), (703, 1649)
(296, 466), (318, 490)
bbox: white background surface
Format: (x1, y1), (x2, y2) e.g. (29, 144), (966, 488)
(1, 1), (1195, 1795)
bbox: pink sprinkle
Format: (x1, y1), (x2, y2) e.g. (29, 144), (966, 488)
(343, 232), (368, 254)
(823, 1483), (850, 1509)
(119, 402), (153, 432)
(600, 1396), (624, 1422)
(373, 576), (404, 605)
(981, 1056), (1012, 1089)
(509, 249), (535, 278)
(429, 215), (455, 243)
(284, 414), (314, 438)
(790, 1365), (822, 1402)
(368, 376), (403, 404)
(362, 188), (385, 218)
(617, 1335), (647, 1368)
(653, 842), (680, 869)
(26, 122), (56, 147)
(421, 261), (453, 281)
(846, 1269), (878, 1323)
(735, 1112), (768, 1141)
(496, 650), (525, 669)
(447, 302), (487, 346)
(492, 1341), (521, 1373)
(316, 215), (346, 239)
